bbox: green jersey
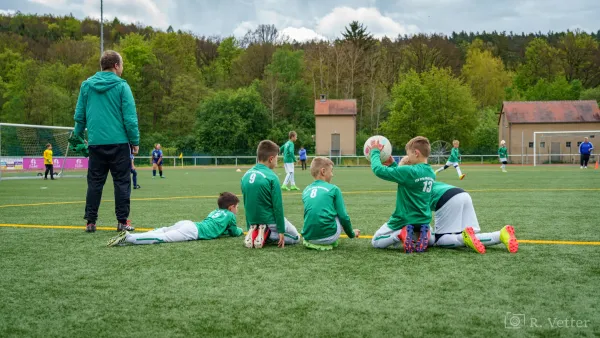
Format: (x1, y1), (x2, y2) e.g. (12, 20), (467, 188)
(280, 140), (296, 163)
(301, 180), (355, 241)
(240, 164), (285, 233)
(195, 209), (243, 239)
(449, 147), (461, 163)
(371, 149), (435, 230)
(429, 181), (455, 211)
(498, 146), (508, 158)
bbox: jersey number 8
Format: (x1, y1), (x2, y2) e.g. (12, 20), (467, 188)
(310, 188), (318, 198)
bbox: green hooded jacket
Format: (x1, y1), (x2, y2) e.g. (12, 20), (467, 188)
(73, 71), (140, 146)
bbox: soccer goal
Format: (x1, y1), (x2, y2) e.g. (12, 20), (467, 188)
(0, 123), (87, 180)
(533, 130), (600, 166)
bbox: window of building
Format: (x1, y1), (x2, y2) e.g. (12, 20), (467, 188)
(590, 135), (595, 138)
(528, 142), (533, 148)
(566, 141), (571, 147)
(578, 141), (583, 147)
(540, 142), (545, 148)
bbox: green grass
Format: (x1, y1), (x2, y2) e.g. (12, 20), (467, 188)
(1, 165), (599, 337)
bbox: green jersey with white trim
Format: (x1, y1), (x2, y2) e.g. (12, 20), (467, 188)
(301, 180), (355, 241)
(195, 209), (243, 239)
(498, 146), (508, 158)
(241, 164), (286, 233)
(280, 140), (296, 163)
(449, 147), (461, 163)
(371, 149), (435, 230)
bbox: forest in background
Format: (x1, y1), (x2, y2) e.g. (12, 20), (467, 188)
(0, 13), (599, 155)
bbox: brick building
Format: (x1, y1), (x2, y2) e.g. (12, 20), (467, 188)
(498, 101), (600, 164)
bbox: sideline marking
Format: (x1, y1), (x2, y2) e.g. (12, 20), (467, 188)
(1, 188), (599, 209)
(1, 223), (599, 246)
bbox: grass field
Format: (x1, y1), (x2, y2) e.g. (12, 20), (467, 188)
(1, 164), (599, 337)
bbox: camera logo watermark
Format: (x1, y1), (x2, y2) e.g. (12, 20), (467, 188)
(505, 313), (591, 329)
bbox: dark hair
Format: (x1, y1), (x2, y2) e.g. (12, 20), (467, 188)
(46, 143), (51, 148)
(100, 50), (121, 71)
(257, 140), (279, 162)
(218, 192), (239, 209)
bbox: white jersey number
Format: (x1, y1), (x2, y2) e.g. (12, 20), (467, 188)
(422, 181), (433, 193)
(310, 188), (318, 198)
(249, 173), (256, 184)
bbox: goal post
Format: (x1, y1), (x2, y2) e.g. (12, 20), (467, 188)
(533, 130), (600, 166)
(0, 123), (87, 180)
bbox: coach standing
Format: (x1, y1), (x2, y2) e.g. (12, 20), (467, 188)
(579, 137), (594, 169)
(74, 50), (140, 233)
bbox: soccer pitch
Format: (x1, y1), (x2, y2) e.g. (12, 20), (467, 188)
(1, 165), (599, 337)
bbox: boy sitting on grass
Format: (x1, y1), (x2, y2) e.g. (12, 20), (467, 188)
(369, 136), (435, 253)
(107, 192), (243, 246)
(301, 157), (360, 250)
(242, 140), (300, 248)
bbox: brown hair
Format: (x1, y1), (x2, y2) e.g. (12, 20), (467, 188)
(310, 157), (333, 178)
(289, 131), (297, 139)
(100, 50), (122, 71)
(46, 143), (51, 148)
(218, 192), (239, 209)
(405, 136), (430, 158)
(257, 140), (279, 162)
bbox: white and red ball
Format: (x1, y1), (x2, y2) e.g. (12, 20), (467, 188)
(363, 135), (392, 162)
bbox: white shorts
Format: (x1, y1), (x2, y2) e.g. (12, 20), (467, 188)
(434, 192), (480, 234)
(445, 161), (459, 167)
(499, 158), (507, 163)
(284, 163), (294, 174)
(267, 217), (300, 244)
(306, 217), (342, 245)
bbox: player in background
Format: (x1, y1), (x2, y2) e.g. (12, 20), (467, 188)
(280, 131), (299, 191)
(369, 136), (435, 254)
(43, 143), (55, 180)
(107, 192), (243, 246)
(299, 146), (307, 170)
(428, 179), (518, 254)
(241, 140), (300, 249)
(498, 140), (508, 173)
(152, 143), (164, 178)
(435, 140), (466, 180)
(579, 137), (594, 169)
(131, 153), (140, 189)
(301, 157), (360, 250)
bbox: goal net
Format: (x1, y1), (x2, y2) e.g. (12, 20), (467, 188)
(533, 130), (600, 166)
(0, 123), (87, 180)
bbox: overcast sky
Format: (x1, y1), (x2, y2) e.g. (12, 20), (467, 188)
(1, 0), (598, 41)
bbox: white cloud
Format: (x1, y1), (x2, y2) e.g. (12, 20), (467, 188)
(80, 0), (172, 29)
(27, 0), (69, 8)
(233, 21), (257, 37)
(0, 9), (16, 15)
(316, 7), (419, 39)
(280, 27), (327, 42)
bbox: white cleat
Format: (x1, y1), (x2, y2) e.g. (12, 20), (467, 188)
(244, 225), (257, 248)
(254, 224), (268, 249)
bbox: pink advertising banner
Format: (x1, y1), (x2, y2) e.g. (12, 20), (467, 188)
(22, 157), (88, 170)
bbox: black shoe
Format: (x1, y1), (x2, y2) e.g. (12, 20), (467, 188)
(117, 220), (135, 231)
(85, 223), (96, 233)
(133, 185), (141, 189)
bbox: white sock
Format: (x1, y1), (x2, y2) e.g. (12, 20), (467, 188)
(476, 231), (501, 246)
(290, 172), (295, 185)
(455, 166), (463, 176)
(434, 234), (464, 247)
(435, 166), (445, 173)
(283, 173), (291, 186)
(372, 230), (402, 249)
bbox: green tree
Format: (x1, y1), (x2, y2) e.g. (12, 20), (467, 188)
(524, 77), (582, 101)
(558, 31), (600, 88)
(342, 21), (375, 50)
(381, 68), (477, 147)
(580, 86), (600, 104)
(196, 85), (269, 154)
(462, 39), (512, 108)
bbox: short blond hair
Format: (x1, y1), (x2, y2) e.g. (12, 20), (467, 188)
(310, 156), (333, 178)
(405, 136), (430, 158)
(501, 140), (506, 145)
(289, 131), (297, 139)
(453, 140), (460, 145)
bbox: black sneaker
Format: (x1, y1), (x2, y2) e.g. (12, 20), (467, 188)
(117, 220), (135, 231)
(85, 223), (96, 233)
(133, 185), (141, 189)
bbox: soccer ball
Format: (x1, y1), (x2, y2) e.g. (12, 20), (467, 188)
(363, 135), (392, 162)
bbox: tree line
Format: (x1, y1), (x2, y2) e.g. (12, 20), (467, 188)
(1, 13), (599, 155)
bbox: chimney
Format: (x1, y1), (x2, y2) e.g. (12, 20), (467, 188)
(320, 94), (326, 102)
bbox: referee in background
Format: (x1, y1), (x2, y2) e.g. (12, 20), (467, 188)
(579, 137), (594, 169)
